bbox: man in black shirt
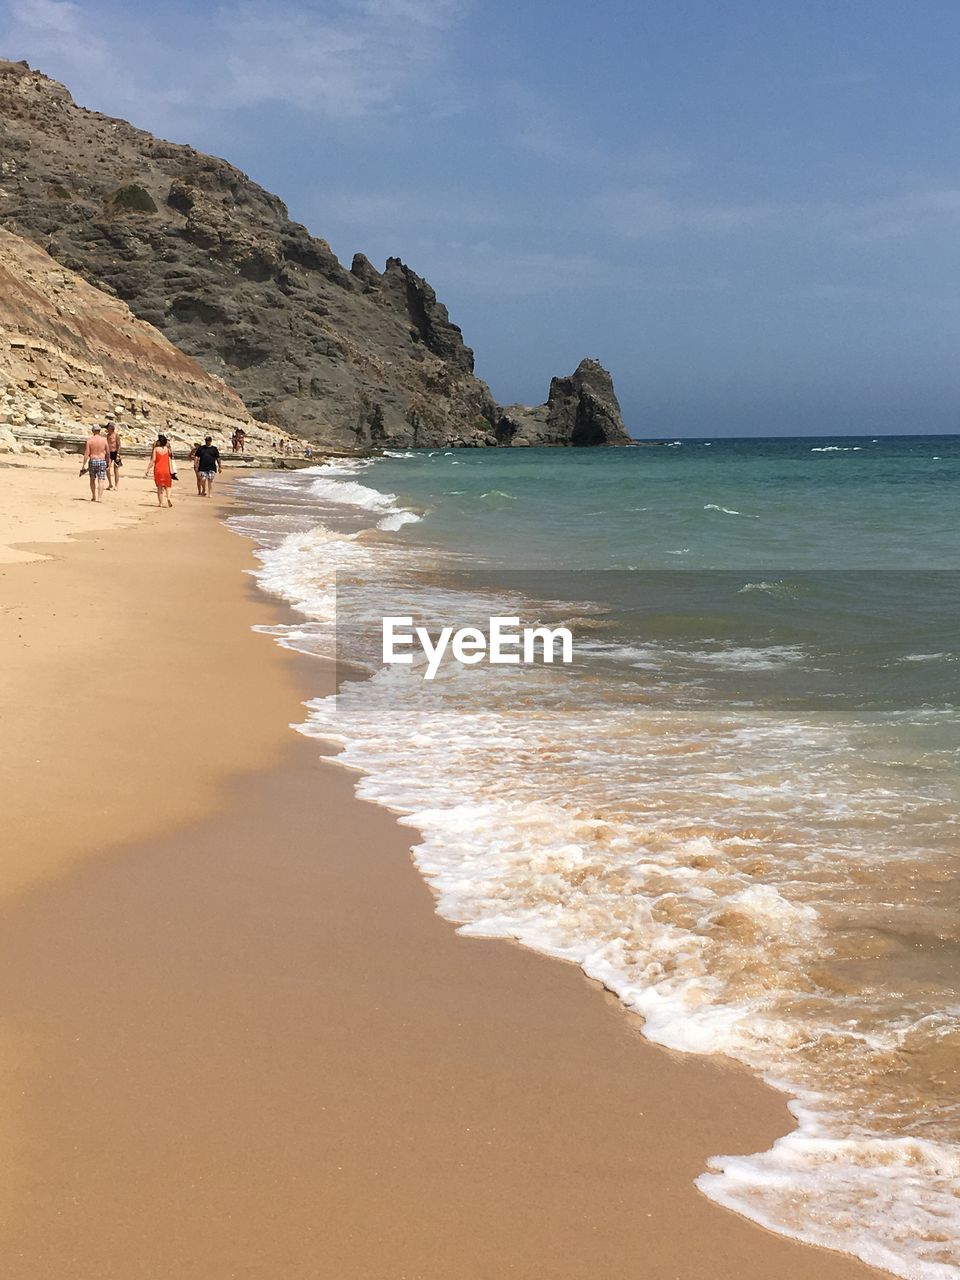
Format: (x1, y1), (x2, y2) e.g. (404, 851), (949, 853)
(195, 436), (222, 497)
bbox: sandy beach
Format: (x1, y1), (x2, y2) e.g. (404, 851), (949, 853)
(0, 456), (884, 1279)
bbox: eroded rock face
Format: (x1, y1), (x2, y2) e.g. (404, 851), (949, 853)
(0, 224), (292, 457)
(496, 359), (632, 446)
(0, 224), (252, 422)
(0, 60), (632, 448)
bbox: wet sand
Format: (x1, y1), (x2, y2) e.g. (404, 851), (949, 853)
(0, 462), (883, 1278)
(0, 454), (146, 564)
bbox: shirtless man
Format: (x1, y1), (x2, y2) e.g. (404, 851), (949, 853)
(81, 424), (110, 502)
(104, 414), (122, 490)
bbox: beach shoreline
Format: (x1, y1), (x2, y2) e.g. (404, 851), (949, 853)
(0, 458), (882, 1278)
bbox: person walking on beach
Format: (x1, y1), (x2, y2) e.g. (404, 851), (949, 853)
(195, 436), (222, 497)
(81, 424), (110, 502)
(146, 433), (176, 508)
(104, 414), (122, 490)
(189, 442), (204, 495)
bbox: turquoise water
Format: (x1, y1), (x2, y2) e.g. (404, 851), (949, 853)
(235, 436), (960, 1280)
(371, 436), (960, 569)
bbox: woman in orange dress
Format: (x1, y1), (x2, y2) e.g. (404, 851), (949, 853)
(146, 433), (176, 508)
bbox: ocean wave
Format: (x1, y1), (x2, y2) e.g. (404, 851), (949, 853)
(699, 1130), (960, 1280)
(738, 579), (796, 597)
(298, 460), (422, 531)
(704, 503), (759, 518)
(579, 639), (806, 673)
(308, 474), (398, 512)
(377, 510), (422, 532)
(688, 644), (805, 670)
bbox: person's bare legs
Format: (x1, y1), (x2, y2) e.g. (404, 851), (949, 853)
(97, 471), (106, 502)
(156, 486), (164, 507)
(112, 461), (120, 489)
(88, 470), (97, 501)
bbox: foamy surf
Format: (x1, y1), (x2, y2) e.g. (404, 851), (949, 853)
(232, 440), (960, 1280)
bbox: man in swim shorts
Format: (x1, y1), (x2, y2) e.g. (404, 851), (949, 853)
(195, 436), (222, 497)
(104, 413), (122, 490)
(81, 424), (110, 502)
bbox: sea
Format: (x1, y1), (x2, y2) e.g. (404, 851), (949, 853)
(230, 436), (960, 1280)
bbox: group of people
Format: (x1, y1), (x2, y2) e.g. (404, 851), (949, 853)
(231, 427), (247, 452)
(79, 407), (124, 501)
(81, 407), (222, 508)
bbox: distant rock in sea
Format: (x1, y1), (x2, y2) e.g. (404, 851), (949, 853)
(0, 59), (633, 449)
(496, 359), (633, 446)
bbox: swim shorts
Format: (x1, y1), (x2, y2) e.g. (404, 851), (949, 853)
(89, 457), (108, 478)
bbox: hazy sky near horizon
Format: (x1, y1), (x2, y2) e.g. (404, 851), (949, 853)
(3, 0), (960, 435)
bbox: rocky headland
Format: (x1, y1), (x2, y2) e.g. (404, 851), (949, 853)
(0, 59), (632, 450)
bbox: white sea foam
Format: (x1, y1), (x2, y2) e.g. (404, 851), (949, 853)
(688, 644), (805, 670)
(579, 639), (806, 673)
(704, 503), (760, 518)
(738, 579), (793, 595)
(377, 510), (422, 531)
(309, 474), (398, 511)
(292, 661), (960, 1280)
(699, 1131), (960, 1280)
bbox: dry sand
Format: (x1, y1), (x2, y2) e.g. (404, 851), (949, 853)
(0, 458), (883, 1278)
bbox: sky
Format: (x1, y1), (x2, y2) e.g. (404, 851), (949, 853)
(3, 0), (960, 436)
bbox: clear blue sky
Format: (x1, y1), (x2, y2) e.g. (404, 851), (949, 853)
(4, 0), (960, 435)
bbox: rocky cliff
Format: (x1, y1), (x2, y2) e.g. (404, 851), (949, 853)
(0, 59), (632, 449)
(0, 223), (289, 457)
